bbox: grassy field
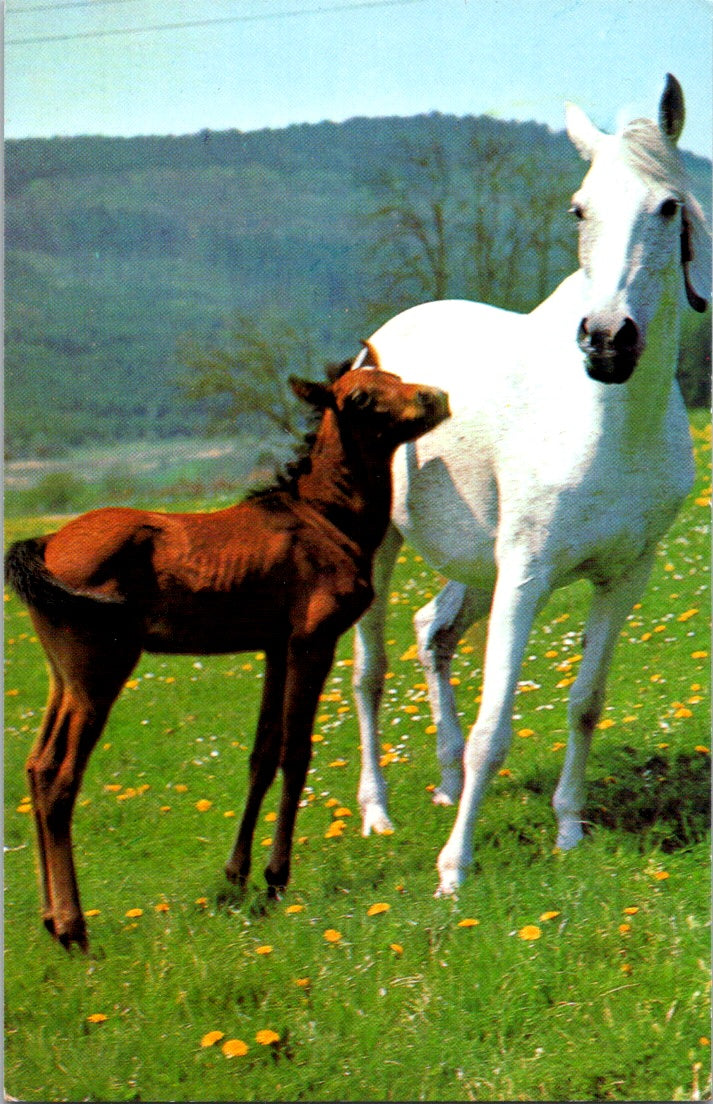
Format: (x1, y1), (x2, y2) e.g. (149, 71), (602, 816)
(4, 415), (711, 1102)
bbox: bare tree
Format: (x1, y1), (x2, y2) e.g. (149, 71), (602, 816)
(177, 312), (316, 441)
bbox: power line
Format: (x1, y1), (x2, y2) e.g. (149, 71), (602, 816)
(12, 0), (145, 14)
(7, 0), (426, 45)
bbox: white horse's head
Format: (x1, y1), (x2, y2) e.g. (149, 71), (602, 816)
(566, 74), (711, 384)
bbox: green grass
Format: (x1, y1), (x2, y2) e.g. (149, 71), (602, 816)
(4, 414), (711, 1102)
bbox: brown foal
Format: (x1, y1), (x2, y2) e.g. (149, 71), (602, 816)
(5, 362), (449, 950)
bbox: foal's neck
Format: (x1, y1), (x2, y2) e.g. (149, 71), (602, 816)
(296, 411), (392, 557)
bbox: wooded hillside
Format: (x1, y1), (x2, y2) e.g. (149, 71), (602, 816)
(5, 113), (711, 457)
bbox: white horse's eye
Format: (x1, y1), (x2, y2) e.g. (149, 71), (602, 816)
(569, 202), (586, 221)
(658, 197), (679, 220)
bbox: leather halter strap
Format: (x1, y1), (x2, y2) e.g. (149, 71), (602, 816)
(680, 206), (708, 313)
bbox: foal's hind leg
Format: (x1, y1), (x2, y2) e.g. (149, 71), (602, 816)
(413, 582), (491, 806)
(353, 523), (403, 835)
(26, 655), (65, 936)
(27, 615), (140, 949)
(226, 649), (287, 887)
(553, 551), (654, 850)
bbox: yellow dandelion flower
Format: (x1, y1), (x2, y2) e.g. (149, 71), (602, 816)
(457, 918), (479, 928)
(677, 608), (699, 622)
(323, 928), (342, 943)
(518, 924), (542, 941)
(104, 783), (122, 792)
(195, 897), (208, 907)
(154, 902), (170, 913)
(222, 1039), (249, 1058)
(334, 807), (352, 817)
(598, 718), (616, 730)
(556, 676), (577, 688)
(255, 945), (273, 955)
(201, 1030), (225, 1048)
(390, 943), (404, 955)
(86, 1013), (108, 1024)
(261, 837), (273, 847)
(294, 977), (310, 988)
(195, 799), (212, 812)
(16, 803), (31, 814)
(539, 911), (560, 922)
(623, 907), (639, 915)
(223, 810), (236, 818)
(620, 963), (633, 975)
(285, 904), (304, 914)
(425, 724), (438, 735)
(652, 870), (670, 881)
(311, 733), (324, 743)
(691, 650), (708, 659)
(695, 745), (710, 755)
(84, 909), (101, 918)
(173, 783), (188, 793)
(264, 811), (277, 822)
(325, 797), (339, 807)
(255, 1029), (280, 1046)
(517, 728), (535, 738)
(674, 707), (693, 719)
(125, 908), (143, 918)
(619, 923), (631, 934)
(550, 742), (566, 752)
(699, 1037), (710, 1047)
(498, 768), (512, 777)
(367, 902), (390, 916)
(329, 759), (348, 768)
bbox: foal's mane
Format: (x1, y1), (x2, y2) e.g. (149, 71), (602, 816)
(246, 357), (354, 503)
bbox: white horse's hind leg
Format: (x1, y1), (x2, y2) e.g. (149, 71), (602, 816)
(553, 551), (655, 850)
(413, 582), (491, 806)
(436, 556), (549, 895)
(354, 523), (404, 835)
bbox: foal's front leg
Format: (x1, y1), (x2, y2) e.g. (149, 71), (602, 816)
(265, 633), (337, 896)
(226, 650), (287, 886)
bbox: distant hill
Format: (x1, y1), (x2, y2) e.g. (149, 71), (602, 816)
(5, 114), (711, 457)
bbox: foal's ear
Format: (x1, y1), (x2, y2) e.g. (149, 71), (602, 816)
(658, 73), (685, 145)
(289, 376), (335, 410)
(565, 101), (602, 161)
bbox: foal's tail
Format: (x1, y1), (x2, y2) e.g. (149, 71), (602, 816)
(4, 537), (127, 624)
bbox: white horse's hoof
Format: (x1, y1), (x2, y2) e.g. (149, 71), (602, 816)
(360, 805), (395, 837)
(433, 766), (463, 806)
(555, 819), (584, 851)
(432, 789), (456, 807)
(435, 855), (467, 896)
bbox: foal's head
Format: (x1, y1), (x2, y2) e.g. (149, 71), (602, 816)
(290, 363), (450, 454)
(566, 73), (710, 384)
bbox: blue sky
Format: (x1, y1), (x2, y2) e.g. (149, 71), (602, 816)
(5, 0), (712, 156)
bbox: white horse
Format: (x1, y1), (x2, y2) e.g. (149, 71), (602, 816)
(351, 75), (711, 895)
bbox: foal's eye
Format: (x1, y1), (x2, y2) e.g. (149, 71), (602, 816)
(349, 389), (374, 411)
(658, 197), (679, 220)
(569, 203), (585, 221)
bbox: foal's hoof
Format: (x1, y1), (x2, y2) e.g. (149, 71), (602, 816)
(360, 804), (395, 837)
(225, 860), (249, 887)
(54, 917), (89, 953)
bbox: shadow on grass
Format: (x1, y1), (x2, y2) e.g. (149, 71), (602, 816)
(522, 748), (710, 853)
(583, 748), (710, 852)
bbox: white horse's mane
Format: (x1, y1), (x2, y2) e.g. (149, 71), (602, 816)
(621, 118), (710, 236)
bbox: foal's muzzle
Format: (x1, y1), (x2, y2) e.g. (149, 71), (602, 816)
(578, 315), (641, 384)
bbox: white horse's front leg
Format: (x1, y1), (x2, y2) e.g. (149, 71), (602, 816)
(553, 551), (655, 850)
(413, 581), (491, 806)
(353, 524), (404, 836)
(436, 558), (549, 895)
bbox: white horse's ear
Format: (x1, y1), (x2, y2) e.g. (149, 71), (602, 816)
(658, 73), (685, 145)
(565, 102), (602, 161)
